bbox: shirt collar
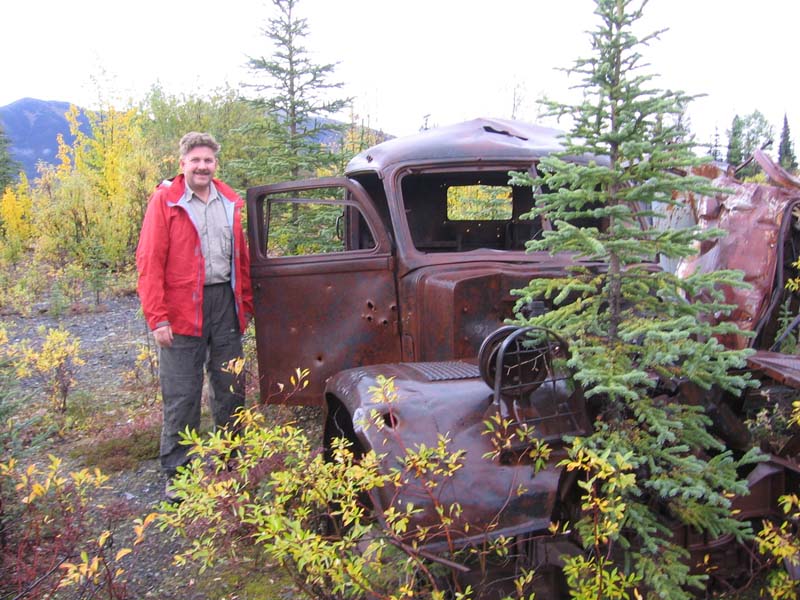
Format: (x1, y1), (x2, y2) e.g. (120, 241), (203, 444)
(184, 181), (220, 203)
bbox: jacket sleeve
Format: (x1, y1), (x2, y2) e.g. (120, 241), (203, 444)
(136, 191), (170, 331)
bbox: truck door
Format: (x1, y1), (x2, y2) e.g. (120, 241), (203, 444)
(247, 177), (400, 405)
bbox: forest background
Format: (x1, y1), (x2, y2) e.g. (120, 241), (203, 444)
(0, 0), (798, 294)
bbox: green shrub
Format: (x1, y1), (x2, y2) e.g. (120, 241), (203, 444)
(158, 398), (545, 600)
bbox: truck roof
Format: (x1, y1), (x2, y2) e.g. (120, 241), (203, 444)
(345, 117), (571, 176)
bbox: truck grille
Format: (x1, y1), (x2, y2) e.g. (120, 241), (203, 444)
(407, 362), (480, 381)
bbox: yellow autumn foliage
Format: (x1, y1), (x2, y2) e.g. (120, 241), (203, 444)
(0, 172), (33, 260)
(29, 103), (158, 270)
(12, 325), (85, 413)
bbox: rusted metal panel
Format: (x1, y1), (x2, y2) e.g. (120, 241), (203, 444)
(732, 457), (799, 521)
(247, 178), (401, 405)
(398, 265), (560, 362)
(676, 178), (799, 349)
(747, 350), (800, 388)
(251, 260), (401, 405)
(345, 118), (570, 177)
(325, 361), (589, 543)
(677, 152), (800, 349)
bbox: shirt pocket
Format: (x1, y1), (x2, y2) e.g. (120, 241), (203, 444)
(220, 225), (232, 258)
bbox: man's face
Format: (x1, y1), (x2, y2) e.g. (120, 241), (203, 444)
(180, 145), (217, 191)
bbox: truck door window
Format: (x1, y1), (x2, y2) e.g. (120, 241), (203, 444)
(266, 196), (376, 257)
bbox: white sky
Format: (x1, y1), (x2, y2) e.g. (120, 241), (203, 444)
(3, 0), (799, 150)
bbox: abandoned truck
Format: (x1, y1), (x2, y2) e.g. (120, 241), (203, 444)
(246, 118), (800, 592)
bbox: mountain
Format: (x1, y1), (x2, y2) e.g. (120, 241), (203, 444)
(0, 98), (88, 180)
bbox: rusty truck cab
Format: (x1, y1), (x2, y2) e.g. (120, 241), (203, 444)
(246, 118), (592, 405)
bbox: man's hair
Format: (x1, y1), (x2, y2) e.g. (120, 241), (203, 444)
(179, 132), (221, 157)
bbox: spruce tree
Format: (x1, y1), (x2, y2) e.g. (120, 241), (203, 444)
(0, 124), (19, 191)
(726, 114), (744, 167)
(510, 0), (759, 596)
(778, 114), (797, 172)
(245, 0), (350, 182)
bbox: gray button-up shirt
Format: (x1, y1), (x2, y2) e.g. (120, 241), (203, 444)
(186, 182), (232, 285)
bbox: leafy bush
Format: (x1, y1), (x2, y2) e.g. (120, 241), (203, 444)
(0, 455), (149, 599)
(755, 399), (800, 599)
(123, 341), (160, 402)
(11, 325), (85, 414)
(158, 389), (547, 599)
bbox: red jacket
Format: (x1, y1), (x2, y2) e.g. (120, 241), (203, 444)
(136, 174), (253, 336)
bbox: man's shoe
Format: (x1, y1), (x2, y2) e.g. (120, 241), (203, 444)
(164, 479), (183, 504)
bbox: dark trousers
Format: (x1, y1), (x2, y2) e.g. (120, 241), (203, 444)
(159, 283), (244, 476)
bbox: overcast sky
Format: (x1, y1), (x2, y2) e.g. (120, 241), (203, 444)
(3, 0), (799, 150)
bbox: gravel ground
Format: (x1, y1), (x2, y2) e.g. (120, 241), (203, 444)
(3, 292), (148, 393)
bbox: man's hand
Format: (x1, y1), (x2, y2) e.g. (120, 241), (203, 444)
(153, 325), (173, 348)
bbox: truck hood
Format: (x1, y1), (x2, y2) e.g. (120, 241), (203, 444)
(398, 261), (571, 361)
(325, 361), (588, 548)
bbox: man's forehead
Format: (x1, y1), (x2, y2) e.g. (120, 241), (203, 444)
(183, 146), (217, 159)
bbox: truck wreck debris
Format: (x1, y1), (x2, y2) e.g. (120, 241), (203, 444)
(247, 118), (800, 596)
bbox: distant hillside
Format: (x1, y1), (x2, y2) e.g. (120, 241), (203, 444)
(0, 98), (89, 180)
(0, 98), (389, 182)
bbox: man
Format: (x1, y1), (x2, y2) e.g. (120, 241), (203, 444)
(136, 132), (253, 502)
